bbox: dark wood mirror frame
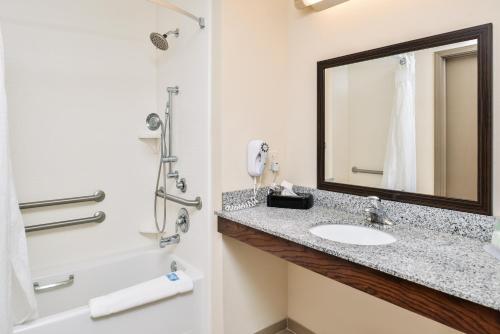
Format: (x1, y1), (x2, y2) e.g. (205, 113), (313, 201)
(317, 24), (492, 215)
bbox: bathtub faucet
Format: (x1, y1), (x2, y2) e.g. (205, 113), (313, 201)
(159, 233), (180, 248)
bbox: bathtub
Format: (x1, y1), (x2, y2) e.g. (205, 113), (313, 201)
(14, 248), (204, 334)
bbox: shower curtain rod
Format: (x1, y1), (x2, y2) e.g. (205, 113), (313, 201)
(147, 0), (206, 29)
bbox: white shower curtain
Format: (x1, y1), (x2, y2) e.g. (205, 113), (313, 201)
(381, 53), (417, 192)
(0, 25), (38, 334)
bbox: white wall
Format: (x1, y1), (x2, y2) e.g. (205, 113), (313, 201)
(154, 0), (212, 290)
(154, 0), (212, 331)
(2, 0), (212, 331)
(1, 0), (158, 271)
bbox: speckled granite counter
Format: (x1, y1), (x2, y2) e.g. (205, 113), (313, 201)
(216, 188), (500, 311)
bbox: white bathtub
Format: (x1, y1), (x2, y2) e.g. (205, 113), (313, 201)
(14, 248), (204, 334)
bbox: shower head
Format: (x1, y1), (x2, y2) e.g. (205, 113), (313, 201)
(146, 113), (163, 131)
(150, 29), (179, 51)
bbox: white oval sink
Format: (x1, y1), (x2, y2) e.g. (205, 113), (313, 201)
(310, 224), (396, 246)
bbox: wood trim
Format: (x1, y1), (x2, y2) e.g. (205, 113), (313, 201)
(218, 217), (500, 334)
(317, 24), (493, 215)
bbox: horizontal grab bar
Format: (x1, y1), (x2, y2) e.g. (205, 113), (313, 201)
(19, 190), (105, 210)
(352, 166), (383, 175)
(33, 275), (74, 292)
(25, 211), (106, 233)
(156, 188), (202, 210)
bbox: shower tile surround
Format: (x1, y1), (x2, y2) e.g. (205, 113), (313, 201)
(218, 186), (500, 311)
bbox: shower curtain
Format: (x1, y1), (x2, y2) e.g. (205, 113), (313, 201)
(0, 25), (37, 333)
(381, 53), (417, 192)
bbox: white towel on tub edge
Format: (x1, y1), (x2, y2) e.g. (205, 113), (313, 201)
(89, 270), (194, 318)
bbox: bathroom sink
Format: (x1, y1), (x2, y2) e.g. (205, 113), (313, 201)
(309, 224), (396, 246)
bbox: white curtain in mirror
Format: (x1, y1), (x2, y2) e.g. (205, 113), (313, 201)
(0, 24), (38, 334)
(381, 52), (417, 192)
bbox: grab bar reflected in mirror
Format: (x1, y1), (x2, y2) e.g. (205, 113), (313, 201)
(25, 211), (106, 233)
(19, 190), (105, 210)
(352, 166), (383, 175)
(33, 275), (74, 292)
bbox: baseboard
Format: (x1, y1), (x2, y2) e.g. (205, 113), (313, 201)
(287, 318), (315, 334)
(255, 319), (287, 334)
(254, 318), (315, 334)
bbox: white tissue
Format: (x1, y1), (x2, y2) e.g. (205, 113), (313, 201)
(281, 180), (298, 197)
(89, 270), (193, 318)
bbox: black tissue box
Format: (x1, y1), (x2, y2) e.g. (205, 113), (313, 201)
(267, 190), (314, 210)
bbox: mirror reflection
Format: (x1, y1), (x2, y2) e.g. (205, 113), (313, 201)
(324, 40), (478, 201)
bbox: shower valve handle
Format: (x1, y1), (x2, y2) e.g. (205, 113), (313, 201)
(176, 208), (190, 234)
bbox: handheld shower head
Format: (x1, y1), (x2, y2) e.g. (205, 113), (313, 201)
(146, 113), (162, 131)
(150, 29), (179, 51)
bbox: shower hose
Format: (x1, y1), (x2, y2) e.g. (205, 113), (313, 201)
(154, 120), (169, 234)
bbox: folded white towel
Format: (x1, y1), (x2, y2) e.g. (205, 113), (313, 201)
(89, 270), (193, 318)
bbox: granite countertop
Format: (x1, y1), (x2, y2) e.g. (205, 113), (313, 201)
(216, 204), (500, 311)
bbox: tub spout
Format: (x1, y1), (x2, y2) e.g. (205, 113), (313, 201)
(159, 233), (180, 248)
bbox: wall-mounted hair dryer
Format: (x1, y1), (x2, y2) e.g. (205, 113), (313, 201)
(247, 140), (269, 177)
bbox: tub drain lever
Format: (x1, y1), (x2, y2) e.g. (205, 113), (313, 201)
(33, 274), (74, 292)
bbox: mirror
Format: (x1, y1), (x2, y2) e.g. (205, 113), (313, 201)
(317, 25), (492, 215)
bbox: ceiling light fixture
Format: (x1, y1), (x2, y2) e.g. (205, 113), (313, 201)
(294, 0), (350, 11)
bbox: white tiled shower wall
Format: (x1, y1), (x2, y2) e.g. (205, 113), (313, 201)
(1, 0), (211, 329)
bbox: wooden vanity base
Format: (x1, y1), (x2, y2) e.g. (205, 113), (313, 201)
(218, 217), (500, 334)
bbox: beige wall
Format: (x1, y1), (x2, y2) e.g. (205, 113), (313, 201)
(326, 58), (395, 188)
(285, 0), (499, 333)
(414, 41), (478, 196)
(325, 42), (470, 195)
(215, 0), (500, 333)
(212, 0), (289, 333)
(325, 65), (350, 182)
(288, 264), (459, 334)
(284, 0), (500, 202)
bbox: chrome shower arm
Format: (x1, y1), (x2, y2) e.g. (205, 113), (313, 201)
(147, 0), (206, 29)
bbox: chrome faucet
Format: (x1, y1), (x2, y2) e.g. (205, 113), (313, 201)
(159, 233), (180, 248)
(364, 196), (393, 225)
(158, 208), (190, 248)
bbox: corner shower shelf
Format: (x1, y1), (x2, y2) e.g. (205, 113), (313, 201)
(138, 132), (161, 154)
(138, 132), (161, 140)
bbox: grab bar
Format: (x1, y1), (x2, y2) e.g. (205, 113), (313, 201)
(352, 166), (383, 175)
(156, 187), (202, 210)
(19, 190), (105, 210)
(25, 211), (106, 233)
(33, 275), (74, 292)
